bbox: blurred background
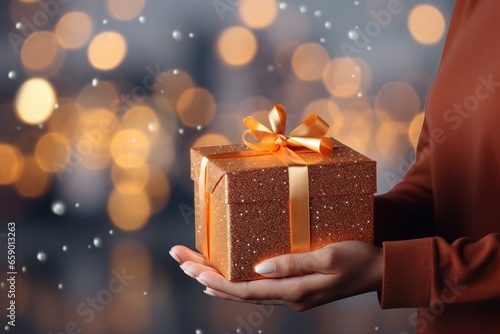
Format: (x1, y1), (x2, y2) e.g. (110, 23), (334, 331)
(0, 0), (454, 333)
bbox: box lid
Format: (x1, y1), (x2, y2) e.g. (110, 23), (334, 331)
(190, 138), (376, 204)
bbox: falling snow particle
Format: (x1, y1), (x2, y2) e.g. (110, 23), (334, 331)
(173, 69), (179, 75)
(109, 229), (114, 235)
(138, 16), (146, 23)
(8, 71), (16, 80)
(75, 202), (80, 208)
(92, 78), (99, 87)
(348, 29), (359, 40)
(279, 2), (287, 10)
(354, 1), (360, 5)
(52, 201), (66, 216)
(325, 21), (331, 29)
(196, 125), (202, 131)
(375, 326), (379, 331)
(93, 237), (102, 248)
(143, 291), (148, 296)
(62, 245), (68, 252)
(0, 282), (4, 289)
(37, 252), (47, 262)
(172, 30), (182, 41)
(15, 22), (23, 30)
(58, 283), (64, 290)
(314, 10), (322, 17)
(320, 37), (326, 43)
(189, 32), (195, 38)
(54, 103), (59, 109)
(22, 266), (26, 273)
(299, 6), (307, 13)
(178, 128), (184, 134)
(102, 19), (108, 24)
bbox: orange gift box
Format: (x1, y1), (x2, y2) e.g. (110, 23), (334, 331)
(190, 105), (376, 281)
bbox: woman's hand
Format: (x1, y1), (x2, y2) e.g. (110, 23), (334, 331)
(170, 241), (383, 311)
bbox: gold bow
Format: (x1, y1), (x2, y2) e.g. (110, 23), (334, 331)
(241, 104), (333, 253)
(242, 104), (333, 165)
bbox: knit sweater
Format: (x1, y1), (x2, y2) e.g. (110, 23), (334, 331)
(375, 1), (500, 333)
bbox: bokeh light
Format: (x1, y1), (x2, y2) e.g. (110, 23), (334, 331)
(238, 0), (278, 29)
(14, 155), (49, 198)
(217, 26), (257, 66)
(75, 108), (120, 170)
(108, 189), (151, 231)
(122, 105), (160, 140)
(107, 0), (146, 21)
(177, 88), (216, 128)
(111, 163), (150, 194)
(55, 11), (93, 49)
(110, 129), (150, 168)
(88, 31), (127, 71)
(291, 43), (329, 81)
(193, 133), (230, 147)
(15, 78), (56, 125)
(375, 81), (420, 134)
(408, 4), (446, 45)
(34, 132), (70, 172)
(322, 58), (362, 98)
(153, 69), (194, 113)
(408, 112), (425, 148)
(77, 81), (119, 110)
(0, 144), (24, 185)
(144, 167), (171, 214)
(20, 31), (64, 72)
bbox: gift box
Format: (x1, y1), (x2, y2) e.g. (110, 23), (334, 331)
(190, 105), (376, 281)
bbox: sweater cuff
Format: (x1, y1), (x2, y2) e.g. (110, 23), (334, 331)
(380, 238), (433, 309)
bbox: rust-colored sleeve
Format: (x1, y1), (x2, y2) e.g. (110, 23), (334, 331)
(381, 234), (500, 308)
(374, 117), (435, 246)
(376, 118), (500, 308)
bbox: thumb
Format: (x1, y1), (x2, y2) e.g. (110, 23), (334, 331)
(254, 246), (334, 278)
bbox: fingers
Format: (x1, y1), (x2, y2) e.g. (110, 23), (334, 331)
(255, 245), (335, 278)
(181, 261), (220, 278)
(169, 245), (210, 266)
(204, 287), (291, 307)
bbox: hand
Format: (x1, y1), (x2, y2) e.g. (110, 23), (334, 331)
(170, 241), (383, 311)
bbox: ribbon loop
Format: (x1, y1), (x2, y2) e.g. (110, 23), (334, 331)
(241, 103), (333, 158)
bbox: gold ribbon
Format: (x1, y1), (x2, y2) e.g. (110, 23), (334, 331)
(198, 104), (333, 259)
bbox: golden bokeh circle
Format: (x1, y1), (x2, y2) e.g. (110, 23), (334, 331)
(408, 4), (446, 45)
(107, 0), (146, 21)
(322, 58), (362, 98)
(238, 0), (278, 29)
(110, 129), (150, 168)
(0, 144), (24, 185)
(291, 43), (330, 81)
(34, 132), (70, 172)
(15, 78), (56, 125)
(217, 26), (257, 66)
(55, 11), (93, 49)
(176, 88), (216, 128)
(14, 155), (49, 198)
(88, 31), (127, 71)
(20, 31), (60, 70)
(108, 189), (151, 231)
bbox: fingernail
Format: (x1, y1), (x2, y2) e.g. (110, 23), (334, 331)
(203, 289), (215, 297)
(169, 250), (181, 263)
(255, 261), (276, 275)
(196, 276), (208, 286)
(183, 270), (196, 279)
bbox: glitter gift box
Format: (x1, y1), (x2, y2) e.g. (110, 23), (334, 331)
(190, 138), (376, 281)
